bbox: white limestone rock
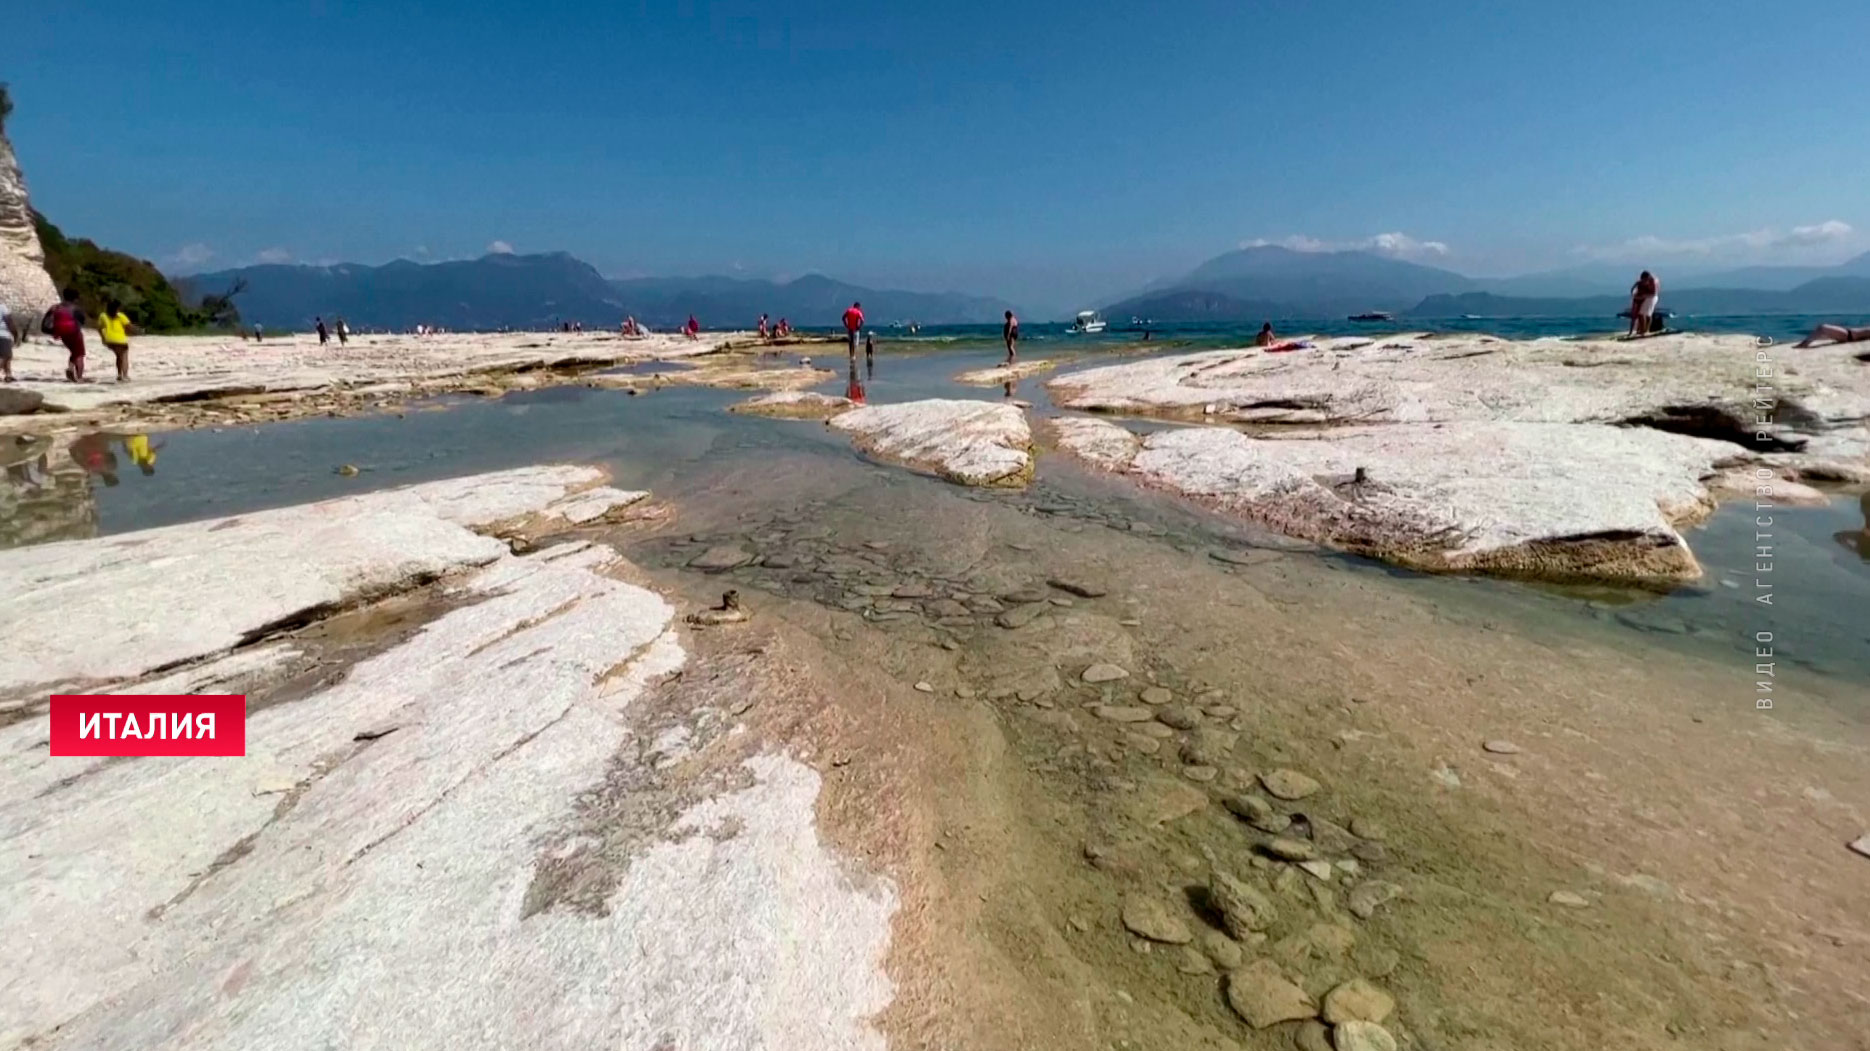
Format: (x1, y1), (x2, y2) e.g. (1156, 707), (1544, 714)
(0, 128), (59, 324)
(0, 501), (900, 1051)
(829, 398), (1033, 487)
(728, 390), (856, 419)
(953, 358), (1059, 386)
(1055, 418), (1749, 584)
(1047, 416), (1142, 470)
(0, 465), (617, 697)
(1046, 333), (1870, 470)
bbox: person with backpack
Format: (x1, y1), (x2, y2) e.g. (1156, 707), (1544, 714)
(42, 288), (87, 382)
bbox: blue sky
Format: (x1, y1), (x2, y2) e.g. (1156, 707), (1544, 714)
(9, 0), (1868, 314)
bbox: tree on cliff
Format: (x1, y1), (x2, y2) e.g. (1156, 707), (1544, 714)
(34, 211), (241, 331)
(0, 84), (13, 133)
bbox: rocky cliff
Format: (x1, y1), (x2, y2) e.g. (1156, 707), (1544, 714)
(0, 129), (59, 324)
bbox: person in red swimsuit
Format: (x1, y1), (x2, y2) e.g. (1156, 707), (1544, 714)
(43, 288), (88, 382)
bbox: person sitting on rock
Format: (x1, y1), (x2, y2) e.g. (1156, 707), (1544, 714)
(1796, 322), (1870, 348)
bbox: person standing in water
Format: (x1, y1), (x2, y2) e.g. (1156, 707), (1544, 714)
(97, 298), (134, 381)
(1002, 310), (1019, 363)
(1628, 270), (1660, 337)
(842, 301), (864, 357)
(44, 288), (87, 381)
(863, 332), (874, 371)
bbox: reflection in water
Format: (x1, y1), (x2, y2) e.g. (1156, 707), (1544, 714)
(69, 433), (122, 487)
(0, 434), (100, 546)
(845, 355), (866, 404)
(1835, 492), (1870, 561)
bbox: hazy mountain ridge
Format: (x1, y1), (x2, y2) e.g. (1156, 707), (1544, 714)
(1112, 245), (1870, 321)
(1412, 276), (1870, 319)
(181, 253), (1017, 330)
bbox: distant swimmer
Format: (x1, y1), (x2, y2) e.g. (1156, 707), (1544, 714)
(842, 301), (864, 357)
(1255, 321), (1276, 347)
(1003, 310), (1019, 363)
(1796, 323), (1870, 348)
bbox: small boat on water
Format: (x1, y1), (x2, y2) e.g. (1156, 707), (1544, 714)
(1348, 311), (1394, 322)
(1068, 310), (1108, 335)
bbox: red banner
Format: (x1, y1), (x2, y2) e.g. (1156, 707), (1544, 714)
(48, 695), (248, 757)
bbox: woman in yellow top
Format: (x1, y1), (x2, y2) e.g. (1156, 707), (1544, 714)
(96, 299), (134, 382)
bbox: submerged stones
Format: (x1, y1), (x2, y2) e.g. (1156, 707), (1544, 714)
(1322, 978), (1395, 1024)
(1261, 769), (1323, 801)
(1209, 871), (1279, 938)
(687, 544), (753, 571)
(1224, 794), (1293, 834)
(1347, 880), (1404, 920)
(1046, 576), (1108, 598)
(1120, 894), (1194, 944)
(1332, 1020), (1400, 1051)
(1224, 960), (1316, 1028)
(1154, 705), (1202, 730)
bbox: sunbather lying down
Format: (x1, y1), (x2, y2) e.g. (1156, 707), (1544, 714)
(1797, 323), (1870, 348)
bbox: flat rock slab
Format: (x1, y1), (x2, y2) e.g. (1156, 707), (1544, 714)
(1045, 332), (1870, 470)
(1052, 416), (1749, 584)
(0, 464), (634, 699)
(3, 330), (752, 419)
(953, 358), (1059, 386)
(728, 390), (856, 419)
(0, 483), (899, 1050)
(828, 399), (1033, 487)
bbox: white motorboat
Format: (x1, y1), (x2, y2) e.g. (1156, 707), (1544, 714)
(1068, 310), (1107, 334)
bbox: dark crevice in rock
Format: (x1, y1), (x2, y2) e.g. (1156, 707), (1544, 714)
(1617, 405), (1806, 452)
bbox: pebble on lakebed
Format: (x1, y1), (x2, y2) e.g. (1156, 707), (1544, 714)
(1260, 768), (1322, 800)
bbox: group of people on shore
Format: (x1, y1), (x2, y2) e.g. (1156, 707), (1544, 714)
(0, 288), (136, 384)
(314, 317), (351, 345)
(755, 314), (795, 341)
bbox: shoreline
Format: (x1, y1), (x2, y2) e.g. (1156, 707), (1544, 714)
(5, 461), (1864, 1048)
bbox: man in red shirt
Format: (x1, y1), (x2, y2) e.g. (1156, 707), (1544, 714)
(842, 301), (864, 357)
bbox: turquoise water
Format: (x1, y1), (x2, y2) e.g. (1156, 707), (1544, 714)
(6, 338), (1867, 684)
(828, 311), (1870, 349)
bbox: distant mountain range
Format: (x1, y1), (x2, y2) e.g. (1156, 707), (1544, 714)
(1413, 277), (1870, 319)
(179, 244), (1870, 331)
(179, 252), (1017, 330)
(1105, 245), (1870, 322)
(1107, 246), (1476, 320)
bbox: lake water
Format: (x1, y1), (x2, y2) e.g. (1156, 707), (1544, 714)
(7, 335), (1866, 691)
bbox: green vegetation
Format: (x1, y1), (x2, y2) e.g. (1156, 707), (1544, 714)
(1, 83), (13, 133)
(33, 211), (242, 332)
